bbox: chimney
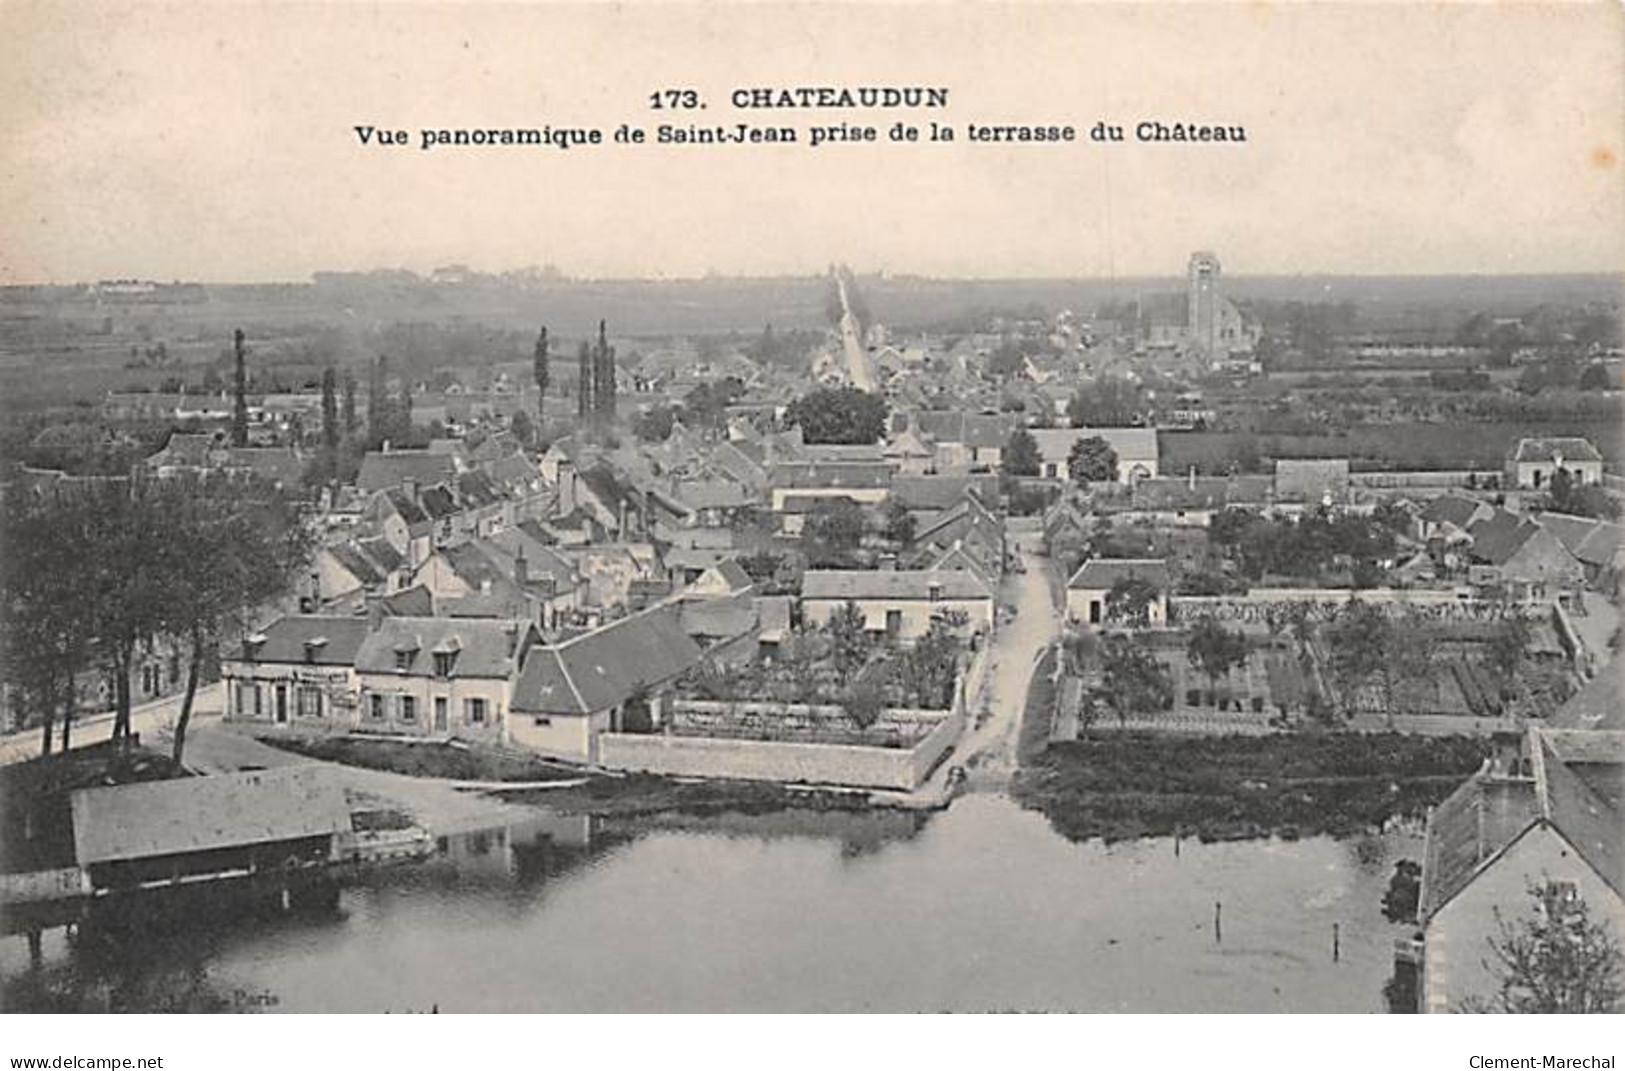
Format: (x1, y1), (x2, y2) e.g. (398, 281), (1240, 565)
(365, 595), (385, 632)
(1189, 466), (1197, 491)
(403, 476), (418, 502)
(515, 546), (529, 584)
(556, 459), (575, 516)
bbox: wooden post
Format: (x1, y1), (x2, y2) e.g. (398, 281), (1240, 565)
(26, 929), (43, 967)
(1213, 901), (1222, 944)
(1332, 923), (1341, 962)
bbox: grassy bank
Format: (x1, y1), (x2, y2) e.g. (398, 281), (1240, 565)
(501, 772), (876, 819)
(1012, 731), (1489, 843)
(255, 734), (582, 784)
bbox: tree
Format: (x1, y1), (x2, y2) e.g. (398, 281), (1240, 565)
(0, 487), (95, 755)
(784, 386), (888, 445)
(1066, 378), (1142, 428)
(899, 614), (965, 708)
(1002, 427), (1041, 478)
(1485, 612), (1531, 692)
(1067, 435), (1118, 484)
(1186, 616), (1248, 694)
(576, 341), (593, 422)
(827, 601), (872, 675)
(230, 329), (249, 447)
(532, 327), (550, 435)
(1099, 634), (1173, 725)
(320, 368), (340, 451)
(159, 475), (314, 763)
(1461, 883), (1624, 1014)
(881, 498), (916, 546)
(341, 369), (358, 435)
(1104, 575), (1160, 628)
(510, 408), (535, 446)
(632, 405), (677, 443)
(802, 498), (867, 566)
(843, 675), (887, 731)
(1578, 363), (1611, 392)
(1325, 599), (1390, 718)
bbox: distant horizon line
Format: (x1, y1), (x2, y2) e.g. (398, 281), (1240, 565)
(4, 267), (1621, 288)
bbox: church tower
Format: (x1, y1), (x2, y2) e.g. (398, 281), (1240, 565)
(1187, 251), (1221, 358)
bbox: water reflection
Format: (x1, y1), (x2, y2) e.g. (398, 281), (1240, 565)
(0, 795), (1418, 1013)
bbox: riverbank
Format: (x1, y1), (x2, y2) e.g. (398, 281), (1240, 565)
(500, 771), (878, 819)
(1011, 731), (1489, 843)
(254, 733), (582, 784)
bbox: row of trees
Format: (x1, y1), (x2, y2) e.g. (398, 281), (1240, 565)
(1, 475), (312, 762)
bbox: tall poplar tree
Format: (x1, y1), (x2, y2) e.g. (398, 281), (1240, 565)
(533, 327), (550, 437)
(231, 329), (249, 447)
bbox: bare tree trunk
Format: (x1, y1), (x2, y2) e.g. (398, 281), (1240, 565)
(38, 680), (55, 758)
(113, 652), (132, 747)
(171, 627), (204, 765)
(59, 679), (74, 752)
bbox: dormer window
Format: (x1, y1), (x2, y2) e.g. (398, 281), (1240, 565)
(433, 652), (455, 678)
(395, 650), (414, 672)
(303, 637), (327, 664)
(242, 634), (267, 661)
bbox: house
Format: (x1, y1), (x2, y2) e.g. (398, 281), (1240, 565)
(1504, 437), (1605, 491)
(1031, 427), (1159, 483)
(1415, 727), (1623, 1013)
(904, 411), (1013, 473)
(414, 535), (582, 628)
(355, 449), (457, 495)
(768, 461), (892, 512)
(354, 616), (538, 741)
(1465, 510), (1584, 602)
(508, 606), (704, 762)
(908, 491), (1006, 579)
(70, 766), (353, 891)
(1535, 512), (1625, 594)
(1111, 472), (1273, 528)
(1419, 494), (1496, 543)
(562, 542), (663, 611)
(1065, 558), (1172, 626)
(890, 474), (1000, 515)
(800, 569), (993, 639)
(366, 488), (435, 568)
(220, 615), (373, 730)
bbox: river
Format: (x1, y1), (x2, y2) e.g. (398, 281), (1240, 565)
(0, 794), (1418, 1013)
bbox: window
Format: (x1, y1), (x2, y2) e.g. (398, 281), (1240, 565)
(399, 695), (417, 723)
(395, 650), (414, 672)
(298, 686), (323, 719)
(369, 694), (385, 720)
(532, 716), (552, 728)
(466, 697), (488, 725)
(433, 652), (455, 678)
(236, 683), (261, 718)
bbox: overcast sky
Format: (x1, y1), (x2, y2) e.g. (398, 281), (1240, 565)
(1, 2), (1620, 283)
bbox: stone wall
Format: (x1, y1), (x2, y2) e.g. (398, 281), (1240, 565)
(1172, 588), (1514, 627)
(598, 705), (963, 791)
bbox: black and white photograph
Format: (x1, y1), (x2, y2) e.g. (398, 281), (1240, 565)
(0, 0), (1620, 1043)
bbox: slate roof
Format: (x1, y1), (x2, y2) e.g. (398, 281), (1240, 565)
(226, 614), (372, 665)
(801, 569), (992, 602)
(1030, 427), (1159, 465)
(675, 479), (756, 511)
(355, 616), (533, 679)
(1466, 511), (1541, 566)
(1422, 494), (1489, 530)
(1128, 475), (1272, 512)
(224, 447), (304, 486)
(378, 585), (435, 617)
(1535, 512), (1624, 569)
(356, 451), (457, 494)
(769, 461), (892, 491)
(1549, 662), (1624, 732)
(891, 474), (1000, 512)
(71, 765), (351, 867)
(1419, 729), (1624, 923)
(1509, 437), (1603, 464)
(1418, 770), (1540, 922)
(1066, 558), (1172, 592)
(511, 605), (704, 717)
(327, 541), (387, 587)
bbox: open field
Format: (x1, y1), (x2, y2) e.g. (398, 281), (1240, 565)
(1160, 420), (1625, 473)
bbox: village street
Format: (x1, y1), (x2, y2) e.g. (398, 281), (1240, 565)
(908, 542), (1062, 801)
